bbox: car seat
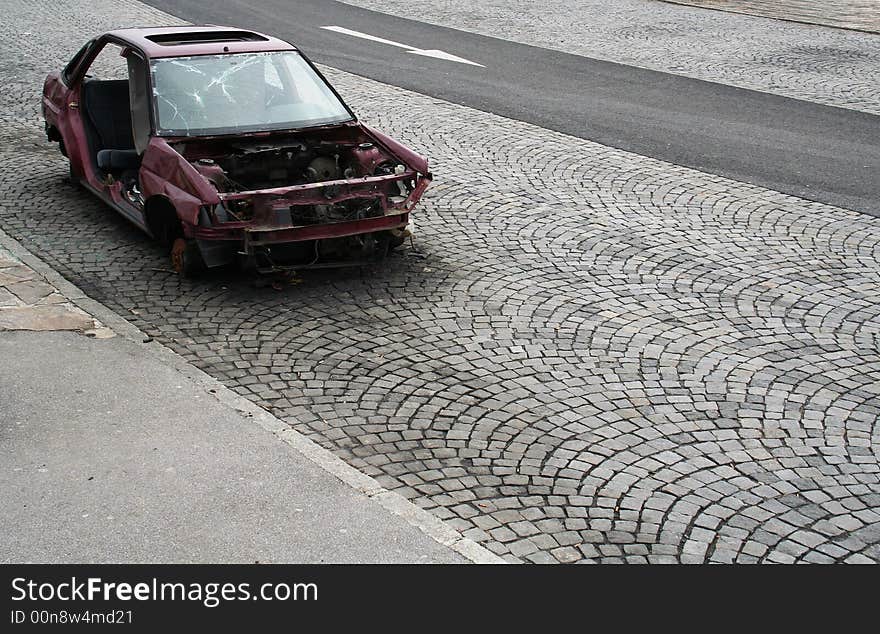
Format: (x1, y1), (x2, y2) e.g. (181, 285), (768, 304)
(81, 79), (139, 173)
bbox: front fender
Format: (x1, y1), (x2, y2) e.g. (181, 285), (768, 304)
(139, 137), (220, 227)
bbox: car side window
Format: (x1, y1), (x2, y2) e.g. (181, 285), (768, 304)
(82, 42), (129, 80)
(62, 40), (94, 84)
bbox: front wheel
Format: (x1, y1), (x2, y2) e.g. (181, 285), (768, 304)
(171, 238), (204, 277)
(387, 225), (412, 250)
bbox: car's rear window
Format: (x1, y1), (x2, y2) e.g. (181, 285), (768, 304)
(150, 51), (353, 136)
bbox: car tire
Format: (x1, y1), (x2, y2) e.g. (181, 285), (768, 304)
(66, 159), (81, 188)
(388, 232), (406, 250)
(387, 225), (412, 251)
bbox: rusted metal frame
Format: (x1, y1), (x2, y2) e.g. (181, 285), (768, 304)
(244, 212), (408, 246)
(218, 170), (415, 202)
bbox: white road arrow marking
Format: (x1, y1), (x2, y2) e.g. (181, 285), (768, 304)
(321, 26), (485, 67)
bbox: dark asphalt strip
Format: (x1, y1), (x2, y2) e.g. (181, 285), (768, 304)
(142, 0), (880, 216)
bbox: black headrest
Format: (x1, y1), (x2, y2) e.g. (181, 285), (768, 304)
(81, 79), (134, 151)
(97, 149), (140, 172)
(82, 79), (131, 111)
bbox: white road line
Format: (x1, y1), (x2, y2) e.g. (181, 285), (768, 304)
(321, 25), (485, 67)
(321, 25), (413, 50)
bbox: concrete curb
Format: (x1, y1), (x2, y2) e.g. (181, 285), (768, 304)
(0, 227), (505, 564)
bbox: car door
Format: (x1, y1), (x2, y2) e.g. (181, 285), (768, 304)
(42, 39), (97, 185)
(59, 37), (148, 228)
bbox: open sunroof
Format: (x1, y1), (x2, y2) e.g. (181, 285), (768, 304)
(145, 31), (269, 46)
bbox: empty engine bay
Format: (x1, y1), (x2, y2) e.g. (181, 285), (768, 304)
(173, 128), (413, 226)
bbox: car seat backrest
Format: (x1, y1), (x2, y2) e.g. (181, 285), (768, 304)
(81, 79), (135, 151)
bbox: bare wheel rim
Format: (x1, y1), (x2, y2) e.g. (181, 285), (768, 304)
(170, 238), (187, 274)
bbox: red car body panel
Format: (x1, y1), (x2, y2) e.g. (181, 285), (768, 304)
(139, 137), (220, 227)
(41, 25), (431, 272)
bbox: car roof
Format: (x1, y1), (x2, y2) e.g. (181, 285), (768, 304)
(105, 25), (297, 59)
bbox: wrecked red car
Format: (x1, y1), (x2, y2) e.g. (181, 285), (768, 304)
(42, 26), (430, 275)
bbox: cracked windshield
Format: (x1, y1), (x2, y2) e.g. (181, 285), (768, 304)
(151, 51), (352, 135)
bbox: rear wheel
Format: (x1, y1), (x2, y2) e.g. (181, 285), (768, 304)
(55, 136), (80, 187)
(67, 159), (81, 187)
(64, 152), (81, 188)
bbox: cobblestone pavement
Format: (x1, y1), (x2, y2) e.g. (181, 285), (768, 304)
(343, 0), (880, 115)
(2, 0), (880, 563)
(664, 1), (880, 34)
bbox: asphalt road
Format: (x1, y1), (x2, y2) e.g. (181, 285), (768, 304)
(143, 0), (880, 216)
